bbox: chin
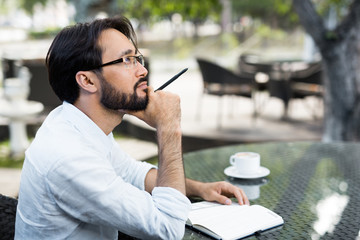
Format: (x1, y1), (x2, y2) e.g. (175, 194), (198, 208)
(137, 89), (147, 97)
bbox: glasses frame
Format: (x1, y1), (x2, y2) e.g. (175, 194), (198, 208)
(90, 55), (145, 70)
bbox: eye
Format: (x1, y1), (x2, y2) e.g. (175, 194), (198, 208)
(123, 56), (132, 64)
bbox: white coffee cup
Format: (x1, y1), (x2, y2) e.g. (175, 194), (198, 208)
(229, 152), (260, 174)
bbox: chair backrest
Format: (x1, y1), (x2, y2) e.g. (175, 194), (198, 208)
(0, 194), (18, 240)
(290, 61), (322, 84)
(196, 58), (252, 85)
(238, 54), (273, 75)
(288, 61), (323, 98)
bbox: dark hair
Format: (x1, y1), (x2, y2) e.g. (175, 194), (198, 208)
(46, 16), (138, 103)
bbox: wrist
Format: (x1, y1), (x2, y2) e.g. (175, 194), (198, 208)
(157, 123), (182, 137)
(186, 179), (204, 197)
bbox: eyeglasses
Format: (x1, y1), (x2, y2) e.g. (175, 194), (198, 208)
(90, 55), (145, 70)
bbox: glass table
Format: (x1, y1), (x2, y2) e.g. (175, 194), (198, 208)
(183, 141), (360, 239)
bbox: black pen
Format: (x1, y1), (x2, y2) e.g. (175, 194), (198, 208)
(155, 68), (188, 92)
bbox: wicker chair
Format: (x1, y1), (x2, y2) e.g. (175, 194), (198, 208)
(0, 194), (18, 240)
(196, 58), (255, 128)
(290, 61), (323, 98)
(268, 61), (323, 118)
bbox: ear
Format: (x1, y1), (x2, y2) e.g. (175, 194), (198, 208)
(75, 71), (98, 93)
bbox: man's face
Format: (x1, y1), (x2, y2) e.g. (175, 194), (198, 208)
(96, 28), (148, 111)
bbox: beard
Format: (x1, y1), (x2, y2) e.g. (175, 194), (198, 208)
(99, 76), (148, 111)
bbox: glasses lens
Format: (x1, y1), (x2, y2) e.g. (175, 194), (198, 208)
(136, 55), (144, 66)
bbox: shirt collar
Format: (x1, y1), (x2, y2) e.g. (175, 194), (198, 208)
(61, 101), (114, 154)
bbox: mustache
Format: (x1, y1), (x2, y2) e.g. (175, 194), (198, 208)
(134, 78), (148, 91)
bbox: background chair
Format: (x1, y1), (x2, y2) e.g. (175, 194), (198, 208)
(268, 61), (323, 119)
(238, 54), (273, 115)
(238, 53), (273, 91)
(0, 194), (18, 240)
(289, 61), (323, 119)
(196, 58), (255, 128)
(290, 61), (322, 98)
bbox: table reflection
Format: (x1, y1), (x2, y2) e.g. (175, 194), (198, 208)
(227, 178), (268, 200)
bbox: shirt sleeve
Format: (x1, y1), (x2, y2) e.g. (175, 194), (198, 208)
(46, 147), (191, 240)
(108, 138), (156, 190)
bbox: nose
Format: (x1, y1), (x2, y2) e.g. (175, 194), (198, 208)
(136, 62), (148, 79)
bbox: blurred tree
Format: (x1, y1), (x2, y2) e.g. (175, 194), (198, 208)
(232, 0), (360, 141)
(120, 0), (221, 22)
(0, 0), (11, 14)
(19, 0), (222, 35)
(116, 0), (222, 37)
(70, 0), (115, 22)
(231, 0), (299, 29)
(18, 0), (47, 14)
(292, 0), (360, 141)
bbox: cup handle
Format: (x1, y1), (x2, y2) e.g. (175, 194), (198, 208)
(230, 156), (235, 165)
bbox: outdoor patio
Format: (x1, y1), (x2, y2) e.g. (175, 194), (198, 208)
(121, 59), (323, 152)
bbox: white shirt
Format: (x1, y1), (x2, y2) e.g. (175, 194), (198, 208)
(15, 102), (191, 239)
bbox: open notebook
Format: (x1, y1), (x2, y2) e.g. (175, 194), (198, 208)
(186, 201), (284, 240)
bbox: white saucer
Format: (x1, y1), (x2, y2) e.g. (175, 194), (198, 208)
(224, 166), (270, 179)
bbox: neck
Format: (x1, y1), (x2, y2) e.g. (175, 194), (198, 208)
(74, 97), (124, 135)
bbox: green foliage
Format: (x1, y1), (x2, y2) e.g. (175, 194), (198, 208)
(0, 158), (24, 168)
(256, 24), (287, 40)
(325, 30), (338, 40)
(231, 0), (299, 29)
(144, 156), (158, 165)
(117, 0), (222, 24)
(20, 0), (47, 14)
(256, 24), (273, 38)
(11, 0), (353, 31)
(0, 0), (11, 14)
(275, 0), (293, 14)
(232, 0), (279, 17)
(315, 0), (353, 20)
(0, 141), (24, 169)
(28, 27), (62, 39)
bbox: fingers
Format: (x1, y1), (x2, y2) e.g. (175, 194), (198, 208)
(215, 182), (249, 205)
(216, 182), (249, 206)
(147, 89), (181, 130)
(233, 187), (250, 206)
(122, 86), (181, 129)
(214, 195), (232, 205)
(201, 182), (249, 206)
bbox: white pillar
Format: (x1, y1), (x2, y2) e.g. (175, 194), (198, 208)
(9, 119), (30, 157)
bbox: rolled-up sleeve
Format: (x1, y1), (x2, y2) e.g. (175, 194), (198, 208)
(109, 141), (156, 191)
(152, 187), (191, 239)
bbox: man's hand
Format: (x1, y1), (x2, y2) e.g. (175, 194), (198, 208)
(186, 179), (250, 205)
(124, 86), (181, 131)
(126, 86), (186, 195)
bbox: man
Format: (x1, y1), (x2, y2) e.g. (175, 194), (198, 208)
(15, 16), (248, 239)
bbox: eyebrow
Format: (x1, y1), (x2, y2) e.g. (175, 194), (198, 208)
(120, 49), (135, 57)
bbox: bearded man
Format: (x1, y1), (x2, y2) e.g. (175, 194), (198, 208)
(15, 16), (248, 240)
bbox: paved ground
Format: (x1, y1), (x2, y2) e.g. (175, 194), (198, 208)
(0, 168), (22, 197)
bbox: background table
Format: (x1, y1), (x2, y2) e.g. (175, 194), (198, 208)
(183, 141), (360, 239)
